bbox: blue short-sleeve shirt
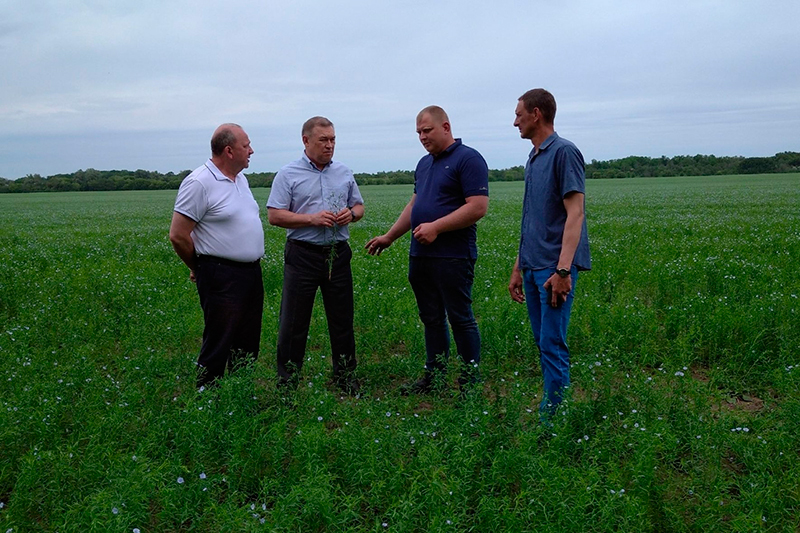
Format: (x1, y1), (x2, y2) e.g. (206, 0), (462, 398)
(410, 139), (489, 258)
(519, 132), (591, 271)
(267, 153), (364, 245)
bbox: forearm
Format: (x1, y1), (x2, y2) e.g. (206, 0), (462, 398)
(558, 212), (584, 270)
(385, 201), (413, 241)
(170, 236), (196, 271)
(268, 208), (314, 229)
(169, 212), (197, 271)
(350, 203), (365, 221)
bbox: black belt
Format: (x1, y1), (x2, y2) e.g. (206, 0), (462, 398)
(196, 255), (260, 267)
(288, 239), (348, 253)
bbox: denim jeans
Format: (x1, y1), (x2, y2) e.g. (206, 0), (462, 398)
(522, 267), (578, 419)
(276, 240), (356, 382)
(408, 256), (481, 380)
(195, 256), (264, 388)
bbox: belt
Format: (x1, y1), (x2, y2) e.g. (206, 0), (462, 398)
(288, 239), (348, 253)
(196, 255), (261, 267)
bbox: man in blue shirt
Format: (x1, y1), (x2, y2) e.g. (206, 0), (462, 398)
(367, 106), (489, 394)
(508, 89), (591, 421)
(268, 116), (365, 394)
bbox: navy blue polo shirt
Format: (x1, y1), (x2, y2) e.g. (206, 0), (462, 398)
(410, 139), (489, 258)
(519, 132), (591, 271)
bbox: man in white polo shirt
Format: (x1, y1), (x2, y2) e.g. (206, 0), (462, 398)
(169, 123), (265, 388)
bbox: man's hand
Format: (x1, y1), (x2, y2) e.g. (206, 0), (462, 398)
(544, 273), (571, 308)
(412, 222), (439, 245)
(508, 267), (525, 303)
(309, 210), (337, 227)
(365, 235), (393, 256)
(334, 208), (354, 226)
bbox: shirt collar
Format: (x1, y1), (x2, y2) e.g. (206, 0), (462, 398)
(528, 132), (559, 159)
(433, 138), (462, 159)
(204, 159), (235, 182)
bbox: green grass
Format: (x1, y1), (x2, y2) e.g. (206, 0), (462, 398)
(1, 174), (799, 532)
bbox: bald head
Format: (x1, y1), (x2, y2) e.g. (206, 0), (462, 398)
(416, 105), (450, 126)
(416, 105), (454, 155)
(210, 123), (243, 156)
(209, 123), (253, 178)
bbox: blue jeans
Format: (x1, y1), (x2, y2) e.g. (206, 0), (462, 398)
(408, 257), (481, 381)
(522, 267), (578, 419)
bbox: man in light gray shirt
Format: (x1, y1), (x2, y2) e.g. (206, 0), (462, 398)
(267, 116), (364, 394)
(170, 123), (264, 388)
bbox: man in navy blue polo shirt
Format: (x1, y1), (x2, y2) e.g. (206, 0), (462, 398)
(366, 106), (489, 394)
(508, 89), (591, 422)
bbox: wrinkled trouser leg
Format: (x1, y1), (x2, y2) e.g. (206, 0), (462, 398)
(409, 257), (480, 379)
(195, 258), (263, 388)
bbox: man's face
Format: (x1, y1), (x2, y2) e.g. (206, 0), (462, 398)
(304, 126), (336, 168)
(514, 100), (537, 140)
(230, 127), (254, 171)
(416, 113), (451, 155)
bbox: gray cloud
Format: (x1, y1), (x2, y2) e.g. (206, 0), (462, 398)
(1, 0), (798, 178)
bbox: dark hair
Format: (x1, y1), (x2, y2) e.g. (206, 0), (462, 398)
(302, 116), (334, 138)
(210, 123), (241, 156)
(519, 89), (556, 124)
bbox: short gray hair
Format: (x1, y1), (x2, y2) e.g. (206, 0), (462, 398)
(302, 116), (334, 138)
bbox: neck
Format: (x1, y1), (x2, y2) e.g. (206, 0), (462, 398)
(530, 125), (555, 152)
(432, 138), (456, 157)
(211, 157), (239, 180)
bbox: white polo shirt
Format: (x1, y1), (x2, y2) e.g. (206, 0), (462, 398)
(174, 160), (265, 262)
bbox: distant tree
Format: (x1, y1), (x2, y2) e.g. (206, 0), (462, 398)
(2, 152), (799, 193)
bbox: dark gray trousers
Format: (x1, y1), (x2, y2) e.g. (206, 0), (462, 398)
(276, 239), (356, 382)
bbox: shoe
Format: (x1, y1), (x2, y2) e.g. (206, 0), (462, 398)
(335, 377), (361, 395)
(277, 376), (299, 392)
(400, 373), (434, 396)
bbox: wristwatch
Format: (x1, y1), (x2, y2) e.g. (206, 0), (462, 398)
(349, 208), (357, 221)
(556, 267), (571, 278)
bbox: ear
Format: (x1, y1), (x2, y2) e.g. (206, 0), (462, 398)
(442, 121), (452, 133)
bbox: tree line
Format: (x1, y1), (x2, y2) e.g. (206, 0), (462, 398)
(1, 152), (797, 193)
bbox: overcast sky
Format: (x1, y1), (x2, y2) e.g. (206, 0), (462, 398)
(1, 0), (798, 179)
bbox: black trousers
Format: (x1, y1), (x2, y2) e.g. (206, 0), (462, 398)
(276, 239), (356, 381)
(195, 255), (264, 388)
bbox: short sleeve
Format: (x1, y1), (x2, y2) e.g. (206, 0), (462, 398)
(173, 178), (206, 222)
(266, 171), (292, 209)
(459, 152), (489, 198)
(556, 144), (586, 198)
(348, 174), (365, 206)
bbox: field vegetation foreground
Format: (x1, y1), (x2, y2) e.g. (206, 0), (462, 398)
(0, 175), (799, 532)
